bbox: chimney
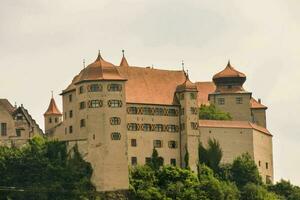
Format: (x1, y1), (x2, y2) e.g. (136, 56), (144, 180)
(258, 98), (261, 104)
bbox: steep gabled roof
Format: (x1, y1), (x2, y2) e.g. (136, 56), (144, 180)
(44, 98), (62, 116)
(0, 99), (15, 114)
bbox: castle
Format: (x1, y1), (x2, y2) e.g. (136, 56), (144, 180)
(0, 50), (273, 192)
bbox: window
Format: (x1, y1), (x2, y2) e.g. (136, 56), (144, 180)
(154, 107), (164, 116)
(266, 162), (269, 169)
(154, 124), (164, 132)
(131, 139), (137, 147)
(79, 86), (84, 94)
(69, 126), (73, 134)
(110, 117), (121, 125)
(168, 108), (177, 116)
(190, 107), (198, 115)
(16, 129), (21, 137)
(89, 100), (102, 108)
(142, 124), (152, 131)
(168, 141), (178, 149)
(145, 157), (151, 165)
(258, 161), (261, 167)
(111, 132), (121, 140)
(108, 84), (122, 91)
(16, 115), (23, 120)
(69, 110), (73, 118)
(49, 117), (52, 123)
(89, 84), (102, 92)
(217, 98), (225, 105)
(69, 94), (72, 102)
(167, 125), (178, 133)
(153, 140), (162, 148)
(108, 100), (122, 108)
(79, 101), (86, 109)
(128, 123), (138, 131)
(170, 158), (176, 166)
(236, 97), (243, 104)
(131, 157), (137, 166)
(191, 122), (198, 130)
(80, 119), (86, 128)
(127, 107), (138, 114)
(190, 93), (196, 100)
(143, 107), (153, 115)
(55, 117), (58, 123)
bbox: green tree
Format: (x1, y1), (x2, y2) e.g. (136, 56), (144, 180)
(241, 183), (279, 200)
(198, 138), (223, 173)
(268, 179), (300, 200)
(148, 148), (163, 170)
(199, 104), (232, 120)
(230, 153), (262, 187)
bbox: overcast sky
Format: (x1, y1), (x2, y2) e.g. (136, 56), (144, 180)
(1, 0), (300, 184)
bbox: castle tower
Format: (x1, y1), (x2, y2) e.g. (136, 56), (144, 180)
(176, 72), (199, 172)
(69, 51), (129, 191)
(209, 61), (252, 121)
(44, 94), (62, 133)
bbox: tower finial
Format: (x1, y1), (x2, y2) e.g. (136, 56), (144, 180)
(227, 60), (231, 67)
(122, 49), (125, 57)
(181, 60), (185, 71)
(95, 50), (102, 61)
(83, 59), (85, 68)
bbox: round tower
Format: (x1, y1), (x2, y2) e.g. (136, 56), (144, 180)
(44, 94), (62, 133)
(64, 51), (129, 191)
(176, 72), (199, 172)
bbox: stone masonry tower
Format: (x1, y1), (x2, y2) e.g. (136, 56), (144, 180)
(44, 95), (62, 133)
(209, 61), (252, 121)
(176, 72), (200, 172)
(67, 51), (129, 191)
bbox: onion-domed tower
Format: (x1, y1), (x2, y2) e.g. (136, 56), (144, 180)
(209, 61), (252, 121)
(176, 72), (199, 172)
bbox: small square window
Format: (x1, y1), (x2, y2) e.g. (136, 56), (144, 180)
(168, 141), (177, 149)
(131, 139), (137, 147)
(170, 158), (176, 166)
(16, 129), (21, 137)
(266, 162), (269, 169)
(236, 97), (243, 104)
(80, 119), (86, 128)
(111, 132), (121, 140)
(80, 101), (86, 109)
(55, 117), (58, 123)
(217, 98), (225, 105)
(49, 118), (52, 123)
(79, 86), (85, 94)
(153, 140), (162, 148)
(131, 157), (137, 166)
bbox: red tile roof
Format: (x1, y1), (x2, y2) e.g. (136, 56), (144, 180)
(250, 98), (267, 109)
(213, 61), (246, 80)
(0, 99), (15, 114)
(44, 98), (62, 116)
(196, 82), (216, 106)
(199, 120), (272, 136)
(176, 73), (198, 92)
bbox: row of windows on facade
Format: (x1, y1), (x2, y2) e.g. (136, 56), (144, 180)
(67, 83), (123, 102)
(179, 92), (197, 101)
(0, 123), (22, 137)
(258, 160), (270, 170)
(131, 156), (177, 166)
(217, 97), (243, 105)
(130, 139), (178, 149)
(127, 106), (198, 116)
(128, 122), (198, 132)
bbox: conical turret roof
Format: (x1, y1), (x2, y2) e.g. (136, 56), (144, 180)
(119, 50), (129, 67)
(44, 97), (62, 116)
(213, 61), (246, 80)
(176, 72), (197, 92)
